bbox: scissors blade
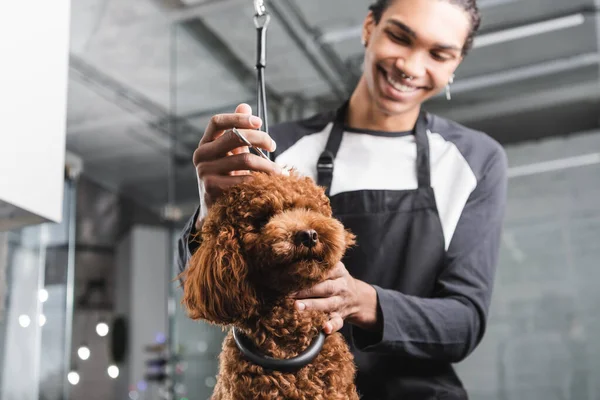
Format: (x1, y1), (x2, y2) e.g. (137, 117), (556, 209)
(231, 128), (270, 160)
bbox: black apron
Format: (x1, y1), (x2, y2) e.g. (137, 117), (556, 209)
(317, 102), (466, 399)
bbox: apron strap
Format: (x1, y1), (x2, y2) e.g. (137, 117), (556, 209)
(317, 102), (348, 197)
(317, 103), (431, 195)
(414, 111), (431, 188)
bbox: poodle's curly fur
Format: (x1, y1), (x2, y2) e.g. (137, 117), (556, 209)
(180, 170), (359, 400)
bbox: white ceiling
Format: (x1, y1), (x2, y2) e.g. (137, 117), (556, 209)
(64, 0), (600, 214)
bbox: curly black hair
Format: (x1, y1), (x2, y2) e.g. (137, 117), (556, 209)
(368, 0), (481, 55)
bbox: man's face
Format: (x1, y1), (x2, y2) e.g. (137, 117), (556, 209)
(361, 0), (470, 115)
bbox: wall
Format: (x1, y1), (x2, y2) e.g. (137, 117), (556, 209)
(0, 230), (44, 400)
(114, 231), (132, 398)
(0, 0), (71, 229)
(0, 171), (169, 400)
(456, 129), (600, 400)
(0, 223), (76, 400)
(0, 180), (77, 400)
(64, 176), (168, 400)
(113, 226), (170, 400)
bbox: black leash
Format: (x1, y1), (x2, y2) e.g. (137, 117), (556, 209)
(233, 0), (326, 372)
(254, 0), (270, 158)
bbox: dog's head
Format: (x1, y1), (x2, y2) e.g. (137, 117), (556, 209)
(180, 170), (354, 326)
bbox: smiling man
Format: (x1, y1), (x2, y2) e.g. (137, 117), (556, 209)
(178, 0), (508, 398)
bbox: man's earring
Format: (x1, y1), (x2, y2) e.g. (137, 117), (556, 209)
(361, 38), (367, 47)
(446, 74), (455, 101)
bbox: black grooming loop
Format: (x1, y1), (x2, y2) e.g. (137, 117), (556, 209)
(233, 327), (326, 372)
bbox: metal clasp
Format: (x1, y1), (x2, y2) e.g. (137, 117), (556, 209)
(253, 0), (270, 29)
(254, 0), (266, 16)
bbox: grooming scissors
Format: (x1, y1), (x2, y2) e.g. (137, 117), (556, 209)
(231, 127), (270, 160)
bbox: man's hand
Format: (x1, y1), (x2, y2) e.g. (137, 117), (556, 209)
(194, 103), (287, 231)
(291, 262), (379, 334)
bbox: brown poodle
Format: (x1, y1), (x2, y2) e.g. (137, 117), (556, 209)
(180, 170), (359, 400)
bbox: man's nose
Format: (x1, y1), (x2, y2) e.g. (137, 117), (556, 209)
(396, 52), (426, 78)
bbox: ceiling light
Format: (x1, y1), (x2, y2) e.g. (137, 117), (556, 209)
(319, 26), (362, 45)
(474, 13), (585, 48)
(318, 11), (585, 49)
(508, 153), (600, 178)
(317, 0), (519, 44)
(478, 0), (520, 9)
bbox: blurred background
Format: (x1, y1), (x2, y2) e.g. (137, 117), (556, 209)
(1, 0), (599, 399)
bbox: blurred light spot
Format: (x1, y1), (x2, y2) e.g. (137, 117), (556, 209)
(108, 365), (119, 379)
(96, 322), (109, 337)
(68, 371), (80, 385)
(19, 315), (31, 328)
(78, 345), (90, 361)
(38, 289), (49, 303)
(205, 376), (216, 388)
(155, 332), (166, 344)
(137, 380), (147, 392)
(197, 341), (208, 353)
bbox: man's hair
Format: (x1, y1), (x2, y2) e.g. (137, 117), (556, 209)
(368, 0), (481, 55)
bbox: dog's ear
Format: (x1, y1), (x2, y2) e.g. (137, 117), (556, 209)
(345, 229), (356, 248)
(180, 225), (259, 325)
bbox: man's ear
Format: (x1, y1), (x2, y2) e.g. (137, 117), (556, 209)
(179, 225), (259, 325)
(362, 10), (376, 47)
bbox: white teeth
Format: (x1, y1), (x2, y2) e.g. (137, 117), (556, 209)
(386, 73), (416, 93)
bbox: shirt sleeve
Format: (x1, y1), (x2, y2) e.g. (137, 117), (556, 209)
(351, 146), (508, 363)
(176, 206), (201, 276)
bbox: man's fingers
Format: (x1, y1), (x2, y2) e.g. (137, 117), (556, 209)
(228, 103), (252, 169)
(201, 174), (253, 199)
(235, 103), (253, 115)
(294, 300), (345, 333)
(228, 104), (252, 175)
(324, 315), (344, 334)
(197, 153), (285, 177)
(194, 128), (275, 165)
(293, 279), (338, 299)
(325, 262), (346, 280)
(294, 296), (341, 313)
(229, 145), (250, 176)
(201, 112), (263, 145)
(230, 145), (250, 156)
(219, 128), (276, 156)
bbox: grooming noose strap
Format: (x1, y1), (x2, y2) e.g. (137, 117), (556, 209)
(233, 327), (326, 372)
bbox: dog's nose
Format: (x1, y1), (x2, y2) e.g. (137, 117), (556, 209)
(295, 229), (318, 248)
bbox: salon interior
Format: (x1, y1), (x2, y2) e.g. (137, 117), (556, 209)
(1, 0), (599, 399)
